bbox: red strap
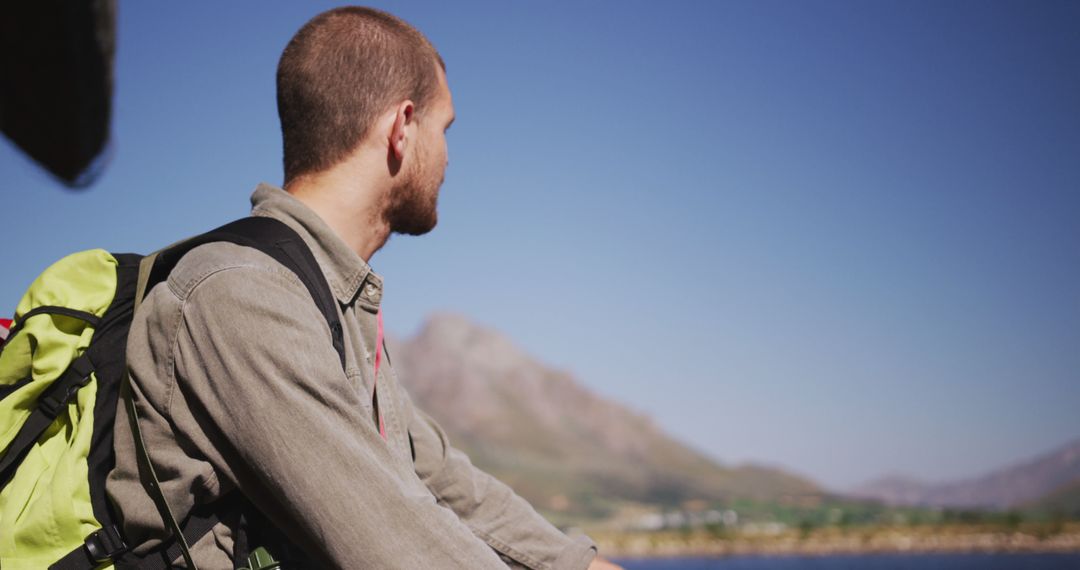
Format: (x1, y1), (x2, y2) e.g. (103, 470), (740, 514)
(373, 309), (386, 440)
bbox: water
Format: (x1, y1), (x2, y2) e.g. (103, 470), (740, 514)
(613, 553), (1080, 570)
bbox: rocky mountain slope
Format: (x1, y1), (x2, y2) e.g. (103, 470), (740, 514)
(851, 439), (1080, 510)
(387, 313), (820, 520)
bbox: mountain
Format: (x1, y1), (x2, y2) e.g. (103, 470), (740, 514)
(387, 313), (821, 521)
(1029, 477), (1080, 517)
(851, 439), (1080, 510)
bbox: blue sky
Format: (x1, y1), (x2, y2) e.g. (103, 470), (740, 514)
(2, 1), (1078, 490)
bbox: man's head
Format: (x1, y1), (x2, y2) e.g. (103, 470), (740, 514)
(277, 7), (452, 235)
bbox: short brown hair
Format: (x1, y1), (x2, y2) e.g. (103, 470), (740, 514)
(276, 7), (444, 183)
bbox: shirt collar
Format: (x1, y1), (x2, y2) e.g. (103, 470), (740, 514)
(249, 182), (382, 306)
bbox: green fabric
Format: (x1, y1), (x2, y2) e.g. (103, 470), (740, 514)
(0, 249), (119, 569)
(241, 547), (281, 570)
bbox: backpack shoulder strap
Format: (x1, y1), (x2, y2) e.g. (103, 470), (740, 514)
(147, 216), (346, 370)
(120, 216), (345, 570)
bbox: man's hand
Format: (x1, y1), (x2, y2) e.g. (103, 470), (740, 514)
(588, 557), (625, 570)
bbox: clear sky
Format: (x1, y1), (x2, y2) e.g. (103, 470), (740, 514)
(2, 1), (1078, 490)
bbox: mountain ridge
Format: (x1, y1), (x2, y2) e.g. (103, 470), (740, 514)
(388, 312), (821, 520)
(851, 438), (1080, 510)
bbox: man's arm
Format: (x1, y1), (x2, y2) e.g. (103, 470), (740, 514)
(173, 264), (511, 568)
(401, 386), (599, 570)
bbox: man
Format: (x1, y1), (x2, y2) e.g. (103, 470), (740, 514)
(107, 6), (623, 569)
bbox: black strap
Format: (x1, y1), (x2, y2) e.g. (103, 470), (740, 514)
(152, 503), (223, 569)
(50, 504), (227, 570)
(275, 238), (346, 370)
(231, 510), (250, 569)
(2, 306), (101, 354)
(49, 525), (127, 570)
(0, 376), (33, 401)
(0, 354), (95, 489)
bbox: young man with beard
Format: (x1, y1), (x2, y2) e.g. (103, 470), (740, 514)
(107, 6), (623, 570)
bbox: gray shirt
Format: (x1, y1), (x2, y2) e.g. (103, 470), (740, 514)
(106, 183), (597, 569)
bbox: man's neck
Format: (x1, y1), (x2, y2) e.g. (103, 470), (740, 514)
(284, 166), (391, 263)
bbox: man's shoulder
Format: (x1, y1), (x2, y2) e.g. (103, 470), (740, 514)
(163, 240), (306, 303)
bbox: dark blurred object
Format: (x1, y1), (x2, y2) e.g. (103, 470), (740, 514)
(0, 0), (116, 187)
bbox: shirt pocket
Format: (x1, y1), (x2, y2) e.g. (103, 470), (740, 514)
(346, 367), (375, 415)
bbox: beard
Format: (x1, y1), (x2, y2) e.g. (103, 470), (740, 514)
(384, 143), (441, 236)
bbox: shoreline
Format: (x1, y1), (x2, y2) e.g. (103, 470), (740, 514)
(592, 524), (1080, 558)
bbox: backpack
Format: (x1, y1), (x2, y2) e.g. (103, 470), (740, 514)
(0, 318), (11, 345)
(0, 217), (346, 569)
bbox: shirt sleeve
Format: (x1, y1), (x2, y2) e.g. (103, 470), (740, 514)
(172, 264), (511, 569)
(402, 385), (598, 570)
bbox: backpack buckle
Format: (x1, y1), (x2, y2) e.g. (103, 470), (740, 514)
(38, 357), (94, 418)
(84, 525), (127, 563)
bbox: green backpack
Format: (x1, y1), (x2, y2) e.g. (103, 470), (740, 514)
(0, 217), (345, 569)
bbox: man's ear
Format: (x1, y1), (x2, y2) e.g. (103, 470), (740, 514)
(390, 100), (415, 162)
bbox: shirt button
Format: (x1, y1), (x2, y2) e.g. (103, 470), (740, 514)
(364, 284), (378, 299)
